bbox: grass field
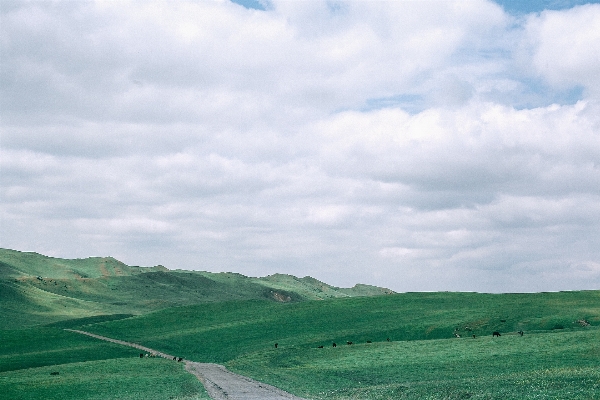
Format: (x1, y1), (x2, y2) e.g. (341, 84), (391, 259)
(2, 249), (600, 399)
(0, 327), (140, 373)
(85, 291), (600, 363)
(0, 327), (210, 399)
(76, 291), (600, 399)
(228, 328), (600, 399)
(0, 248), (391, 329)
(0, 357), (210, 400)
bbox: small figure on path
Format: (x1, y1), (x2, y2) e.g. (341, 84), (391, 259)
(332, 342), (337, 347)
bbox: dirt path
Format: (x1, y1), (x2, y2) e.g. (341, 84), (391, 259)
(65, 329), (308, 400)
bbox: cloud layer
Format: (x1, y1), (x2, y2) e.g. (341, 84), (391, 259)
(2, 0), (600, 292)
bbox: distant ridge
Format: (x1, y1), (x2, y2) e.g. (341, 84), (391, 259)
(0, 248), (394, 329)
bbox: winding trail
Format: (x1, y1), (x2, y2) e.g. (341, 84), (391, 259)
(65, 329), (308, 400)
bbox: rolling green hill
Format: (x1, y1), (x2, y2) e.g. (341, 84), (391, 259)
(0, 248), (393, 329)
(1, 247), (599, 399)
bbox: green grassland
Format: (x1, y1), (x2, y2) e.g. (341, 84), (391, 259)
(0, 248), (390, 329)
(84, 291), (600, 363)
(0, 327), (140, 373)
(229, 329), (600, 399)
(1, 248), (600, 399)
(0, 357), (210, 400)
(0, 326), (210, 399)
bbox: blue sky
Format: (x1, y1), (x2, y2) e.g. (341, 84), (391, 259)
(495, 0), (600, 13)
(1, 0), (599, 292)
(231, 0), (600, 13)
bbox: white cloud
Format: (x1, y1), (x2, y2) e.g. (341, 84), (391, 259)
(1, 0), (599, 292)
(524, 4), (600, 95)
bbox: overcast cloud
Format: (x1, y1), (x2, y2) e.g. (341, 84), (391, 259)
(1, 0), (600, 292)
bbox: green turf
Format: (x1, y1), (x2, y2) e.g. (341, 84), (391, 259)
(1, 248), (392, 329)
(226, 328), (600, 399)
(0, 327), (141, 372)
(84, 291), (600, 363)
(0, 357), (210, 400)
(77, 291), (600, 398)
(2, 248), (600, 399)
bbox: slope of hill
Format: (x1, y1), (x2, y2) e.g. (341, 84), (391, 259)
(0, 248), (394, 328)
(1, 247), (599, 399)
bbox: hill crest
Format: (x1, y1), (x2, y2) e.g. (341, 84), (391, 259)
(0, 248), (394, 328)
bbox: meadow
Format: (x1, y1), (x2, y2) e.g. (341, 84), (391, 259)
(81, 291), (600, 398)
(2, 249), (600, 399)
(0, 357), (209, 400)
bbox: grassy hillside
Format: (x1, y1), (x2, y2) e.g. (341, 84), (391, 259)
(78, 291), (600, 399)
(230, 328), (600, 399)
(0, 248), (392, 329)
(83, 291), (600, 364)
(2, 247), (599, 399)
(0, 357), (209, 400)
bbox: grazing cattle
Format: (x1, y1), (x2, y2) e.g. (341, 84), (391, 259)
(274, 343), (278, 349)
(518, 330), (524, 336)
(493, 331), (501, 337)
(472, 334), (476, 339)
(347, 341), (353, 345)
(454, 333), (461, 338)
(50, 371), (59, 376)
(140, 353), (144, 358)
(173, 356), (177, 360)
(332, 342), (337, 347)
(387, 338), (390, 342)
(318, 345), (324, 348)
(177, 357), (183, 362)
(366, 340), (372, 343)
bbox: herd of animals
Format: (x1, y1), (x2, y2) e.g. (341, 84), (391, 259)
(133, 330), (528, 364)
(273, 330), (526, 350)
(139, 353), (183, 362)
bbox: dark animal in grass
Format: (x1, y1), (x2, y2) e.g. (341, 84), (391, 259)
(518, 330), (524, 336)
(274, 343), (278, 348)
(387, 338), (390, 342)
(332, 342), (337, 347)
(178, 357), (183, 362)
(50, 372), (59, 376)
(173, 356), (177, 360)
(493, 331), (501, 337)
(347, 341), (353, 345)
(472, 334), (476, 339)
(140, 353), (144, 358)
(366, 340), (372, 343)
(318, 345), (324, 348)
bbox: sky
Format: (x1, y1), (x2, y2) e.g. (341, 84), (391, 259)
(1, 0), (600, 293)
